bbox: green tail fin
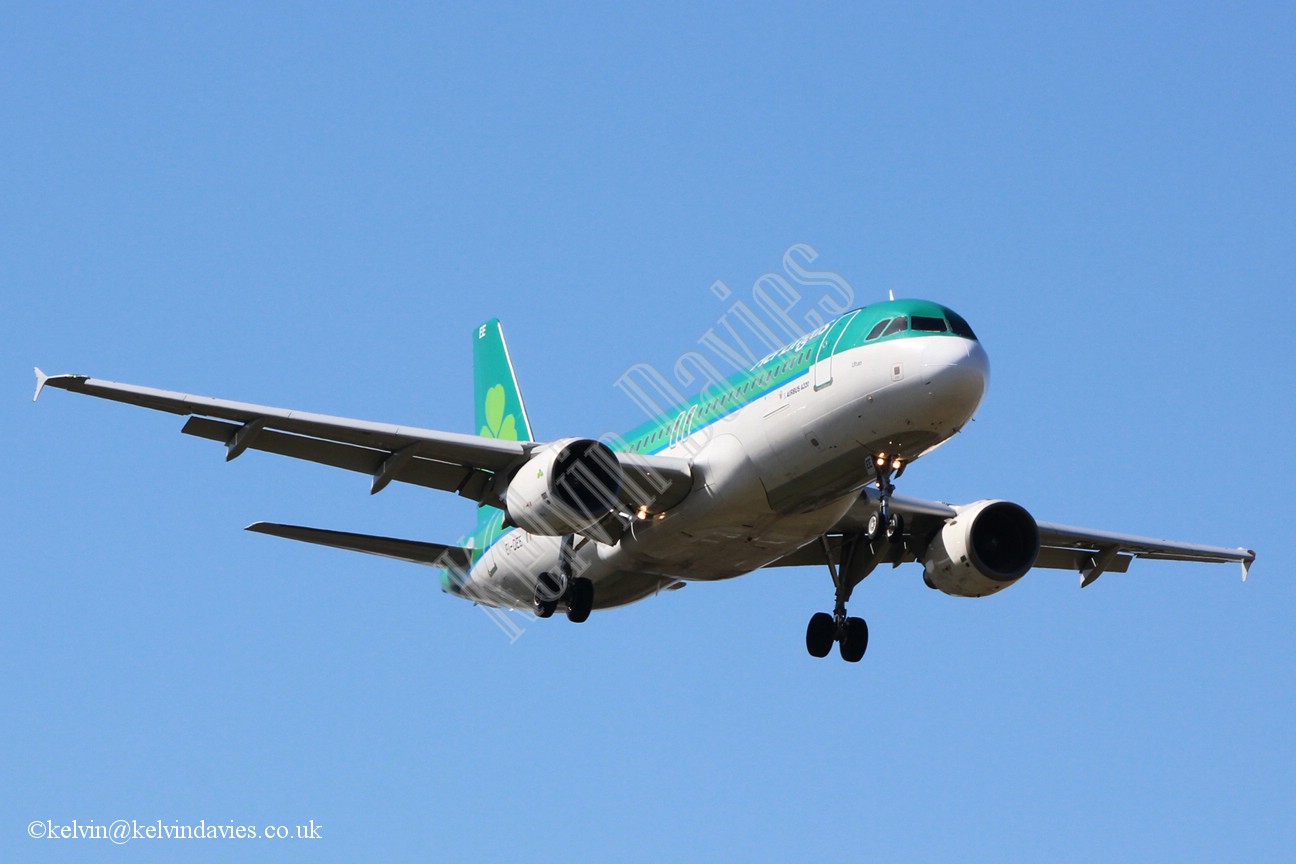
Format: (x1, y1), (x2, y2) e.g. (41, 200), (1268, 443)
(473, 319), (534, 443)
(472, 320), (533, 552)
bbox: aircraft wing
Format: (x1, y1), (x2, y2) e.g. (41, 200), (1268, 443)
(34, 369), (693, 510)
(776, 487), (1255, 584)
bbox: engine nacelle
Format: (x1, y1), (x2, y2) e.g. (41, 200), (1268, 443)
(505, 438), (623, 540)
(922, 500), (1040, 597)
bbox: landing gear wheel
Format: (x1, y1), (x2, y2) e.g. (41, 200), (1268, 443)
(806, 612), (835, 658)
(866, 511), (884, 541)
(839, 617), (869, 663)
(885, 513), (905, 541)
(565, 577), (594, 623)
(534, 571), (564, 619)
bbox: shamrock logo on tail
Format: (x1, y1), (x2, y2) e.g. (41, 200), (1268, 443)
(480, 384), (519, 440)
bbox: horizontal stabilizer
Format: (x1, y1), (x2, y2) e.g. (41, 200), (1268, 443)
(246, 522), (472, 569)
(33, 367), (51, 402)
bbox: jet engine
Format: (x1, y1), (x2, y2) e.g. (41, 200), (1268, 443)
(922, 500), (1040, 597)
(505, 438), (623, 540)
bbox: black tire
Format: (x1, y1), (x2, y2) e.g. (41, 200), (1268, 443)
(885, 513), (905, 541)
(536, 571), (565, 603)
(839, 616), (869, 663)
(806, 612), (835, 658)
(566, 577), (594, 623)
(866, 511), (884, 541)
(534, 571), (562, 618)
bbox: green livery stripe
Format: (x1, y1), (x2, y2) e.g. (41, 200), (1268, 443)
(614, 299), (975, 456)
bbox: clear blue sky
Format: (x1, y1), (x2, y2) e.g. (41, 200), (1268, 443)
(4, 3), (1293, 861)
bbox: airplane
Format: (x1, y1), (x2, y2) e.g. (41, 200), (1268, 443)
(33, 299), (1255, 662)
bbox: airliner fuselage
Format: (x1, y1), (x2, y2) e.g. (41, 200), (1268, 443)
(458, 302), (990, 610)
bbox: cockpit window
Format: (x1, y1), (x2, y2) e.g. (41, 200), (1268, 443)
(946, 311), (978, 340)
(881, 317), (908, 337)
(911, 316), (947, 333)
(865, 319), (891, 341)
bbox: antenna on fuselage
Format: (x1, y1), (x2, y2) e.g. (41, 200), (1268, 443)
(888, 289), (895, 301)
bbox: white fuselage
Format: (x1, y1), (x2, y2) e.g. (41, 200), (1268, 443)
(462, 334), (989, 611)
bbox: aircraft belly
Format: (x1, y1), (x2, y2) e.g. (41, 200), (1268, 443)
(586, 570), (680, 608)
(608, 432), (857, 581)
(684, 498), (855, 579)
(463, 528), (694, 611)
(462, 533), (559, 610)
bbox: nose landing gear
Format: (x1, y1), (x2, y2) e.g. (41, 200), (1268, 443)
(866, 453), (906, 542)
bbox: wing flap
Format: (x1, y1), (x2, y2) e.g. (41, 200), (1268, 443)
(246, 522), (473, 569)
(1035, 521), (1255, 583)
(182, 417), (484, 498)
(1036, 521), (1255, 565)
(1033, 546), (1132, 574)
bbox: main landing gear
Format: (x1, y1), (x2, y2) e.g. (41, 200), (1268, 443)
(805, 454), (904, 663)
(805, 533), (882, 662)
(533, 534), (594, 623)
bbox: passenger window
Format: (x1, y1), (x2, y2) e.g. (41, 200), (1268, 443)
(912, 316), (947, 333)
(866, 319), (891, 340)
(881, 317), (908, 337)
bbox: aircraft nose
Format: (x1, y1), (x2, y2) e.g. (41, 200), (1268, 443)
(921, 338), (989, 422)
